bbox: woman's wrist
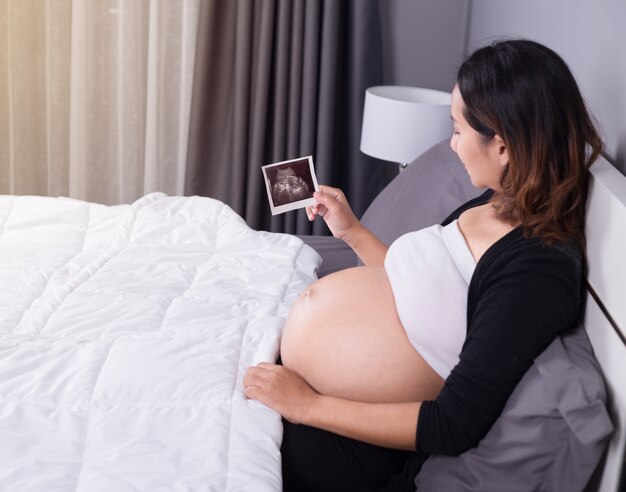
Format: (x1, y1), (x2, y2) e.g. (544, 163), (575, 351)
(340, 224), (388, 267)
(299, 394), (420, 450)
(297, 392), (326, 427)
(340, 222), (367, 250)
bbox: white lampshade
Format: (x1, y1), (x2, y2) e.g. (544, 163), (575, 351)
(360, 86), (452, 166)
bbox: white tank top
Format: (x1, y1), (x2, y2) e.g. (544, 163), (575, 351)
(384, 220), (476, 379)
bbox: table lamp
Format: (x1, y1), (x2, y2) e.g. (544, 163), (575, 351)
(360, 86), (452, 171)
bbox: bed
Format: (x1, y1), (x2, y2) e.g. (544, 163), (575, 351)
(1, 144), (625, 491)
(583, 157), (626, 492)
(0, 192), (320, 490)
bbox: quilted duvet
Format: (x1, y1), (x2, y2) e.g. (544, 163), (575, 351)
(0, 192), (320, 491)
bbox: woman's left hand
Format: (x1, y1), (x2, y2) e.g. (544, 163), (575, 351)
(243, 363), (318, 424)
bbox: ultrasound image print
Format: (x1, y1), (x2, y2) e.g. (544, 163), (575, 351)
(262, 156), (318, 215)
(271, 166), (312, 206)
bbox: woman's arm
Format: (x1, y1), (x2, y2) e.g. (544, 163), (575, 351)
(243, 362), (420, 450)
(417, 242), (582, 455)
(307, 185), (388, 266)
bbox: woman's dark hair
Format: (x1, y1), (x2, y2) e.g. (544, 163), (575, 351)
(457, 39), (603, 248)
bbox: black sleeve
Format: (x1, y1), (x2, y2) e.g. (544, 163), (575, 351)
(415, 243), (582, 455)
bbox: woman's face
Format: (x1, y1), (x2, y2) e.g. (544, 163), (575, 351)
(450, 85), (507, 191)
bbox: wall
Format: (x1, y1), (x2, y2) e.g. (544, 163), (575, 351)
(380, 0), (626, 175)
(466, 0), (626, 174)
(378, 0), (469, 92)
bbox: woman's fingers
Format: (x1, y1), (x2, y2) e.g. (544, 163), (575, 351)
(317, 184), (342, 199)
(243, 363), (283, 395)
(310, 188), (341, 220)
(306, 205), (316, 221)
(243, 362), (274, 384)
(306, 189), (334, 221)
(243, 363), (318, 423)
(313, 187), (340, 209)
(306, 185), (359, 242)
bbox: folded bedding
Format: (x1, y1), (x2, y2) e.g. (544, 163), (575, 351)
(0, 192), (320, 491)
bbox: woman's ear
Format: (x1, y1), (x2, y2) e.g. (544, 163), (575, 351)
(493, 134), (508, 167)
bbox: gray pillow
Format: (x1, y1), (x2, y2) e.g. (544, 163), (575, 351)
(299, 139), (480, 275)
(360, 138), (479, 250)
(415, 325), (614, 492)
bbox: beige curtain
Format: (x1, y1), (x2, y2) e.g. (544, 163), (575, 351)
(0, 0), (199, 204)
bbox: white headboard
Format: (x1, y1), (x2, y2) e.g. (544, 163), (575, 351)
(584, 156), (626, 492)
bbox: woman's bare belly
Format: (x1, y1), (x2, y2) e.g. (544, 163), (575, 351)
(280, 266), (444, 403)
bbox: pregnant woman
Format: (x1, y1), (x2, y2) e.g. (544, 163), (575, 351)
(244, 39), (603, 491)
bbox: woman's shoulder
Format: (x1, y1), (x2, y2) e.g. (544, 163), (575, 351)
(478, 229), (583, 280)
(442, 189), (494, 225)
(446, 190), (583, 280)
(468, 232), (585, 328)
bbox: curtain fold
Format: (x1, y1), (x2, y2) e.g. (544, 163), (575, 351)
(1, 0), (387, 223)
(185, 0), (388, 234)
(0, 0), (200, 204)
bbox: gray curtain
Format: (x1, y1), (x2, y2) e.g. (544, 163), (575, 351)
(185, 0), (389, 234)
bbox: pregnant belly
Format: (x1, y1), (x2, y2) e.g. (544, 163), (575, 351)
(280, 266), (443, 403)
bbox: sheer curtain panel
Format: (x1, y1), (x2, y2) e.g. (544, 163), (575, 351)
(0, 0), (199, 204)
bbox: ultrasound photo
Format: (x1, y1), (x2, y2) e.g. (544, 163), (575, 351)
(262, 156), (319, 215)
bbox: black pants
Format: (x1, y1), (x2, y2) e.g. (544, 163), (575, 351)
(281, 418), (421, 492)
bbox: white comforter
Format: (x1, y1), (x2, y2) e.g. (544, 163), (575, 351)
(0, 193), (320, 491)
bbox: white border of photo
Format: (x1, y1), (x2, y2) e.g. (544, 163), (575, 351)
(261, 156), (320, 215)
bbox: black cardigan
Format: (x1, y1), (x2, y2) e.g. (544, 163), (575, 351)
(415, 190), (584, 455)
